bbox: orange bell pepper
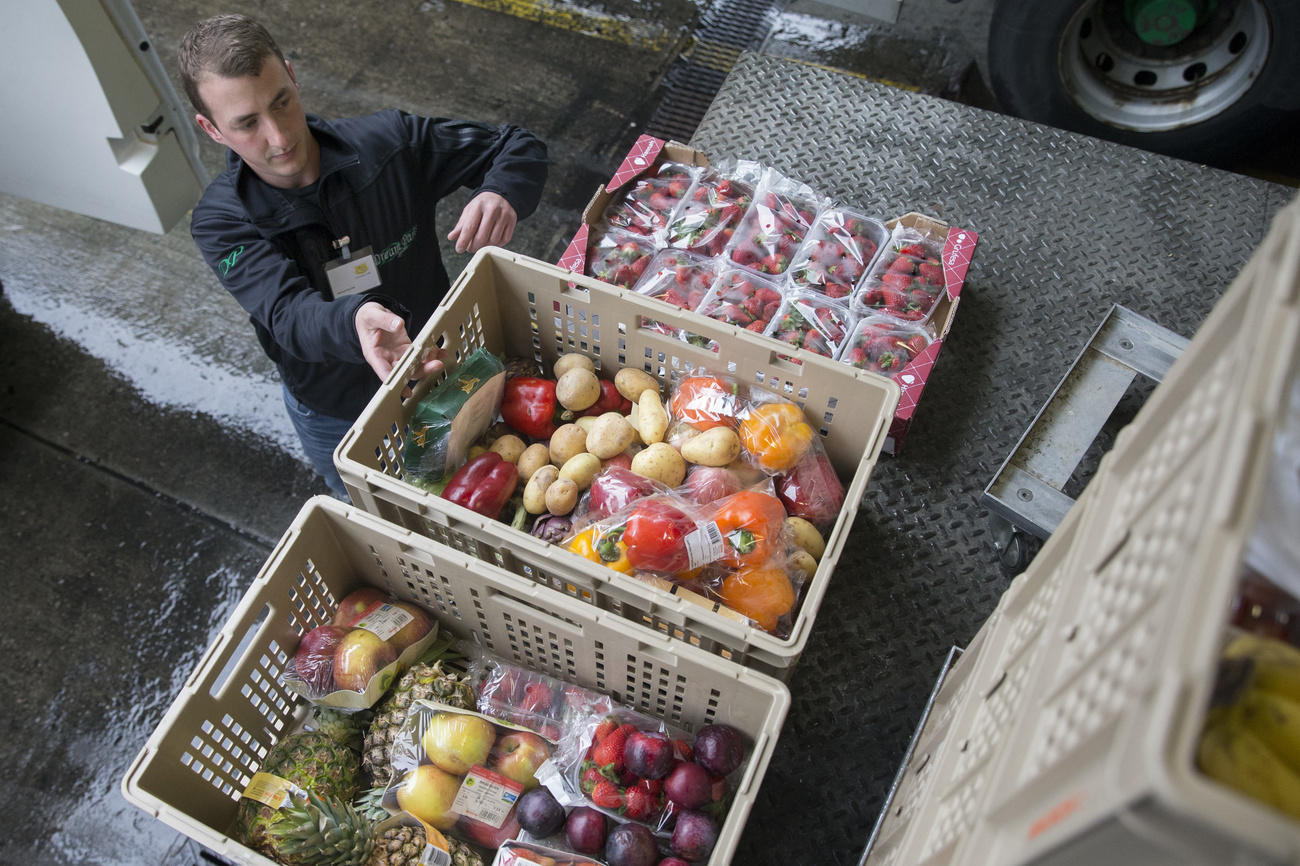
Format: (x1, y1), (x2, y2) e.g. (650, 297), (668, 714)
(670, 375), (741, 430)
(567, 525), (633, 573)
(718, 563), (796, 632)
(738, 403), (814, 472)
(712, 490), (787, 568)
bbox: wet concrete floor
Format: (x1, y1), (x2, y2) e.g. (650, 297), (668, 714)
(0, 0), (1289, 864)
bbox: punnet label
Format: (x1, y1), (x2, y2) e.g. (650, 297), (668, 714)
(353, 603), (414, 641)
(684, 520), (725, 569)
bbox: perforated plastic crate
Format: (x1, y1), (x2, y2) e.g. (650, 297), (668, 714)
(863, 193), (1300, 865)
(121, 497), (790, 866)
(335, 248), (899, 678)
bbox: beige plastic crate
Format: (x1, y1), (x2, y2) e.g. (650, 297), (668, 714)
(863, 192), (1300, 865)
(335, 248), (899, 678)
(121, 497), (790, 866)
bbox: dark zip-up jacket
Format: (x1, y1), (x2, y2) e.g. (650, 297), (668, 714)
(191, 110), (547, 419)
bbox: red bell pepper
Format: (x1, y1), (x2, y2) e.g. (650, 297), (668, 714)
(623, 498), (697, 574)
(501, 377), (564, 439)
(440, 452), (518, 518)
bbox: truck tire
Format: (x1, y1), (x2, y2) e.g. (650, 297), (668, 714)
(986, 0), (1300, 164)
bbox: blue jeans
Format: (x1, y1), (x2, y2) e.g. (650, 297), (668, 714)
(282, 383), (353, 500)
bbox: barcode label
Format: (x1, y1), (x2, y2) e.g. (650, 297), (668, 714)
(684, 521), (725, 569)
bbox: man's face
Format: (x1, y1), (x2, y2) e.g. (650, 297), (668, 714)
(195, 55), (318, 188)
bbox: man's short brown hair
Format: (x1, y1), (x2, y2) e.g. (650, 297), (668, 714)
(178, 14), (285, 120)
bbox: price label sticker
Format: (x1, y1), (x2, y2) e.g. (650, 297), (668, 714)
(353, 603), (414, 641)
(683, 520), (724, 569)
(451, 766), (523, 828)
(241, 772), (305, 810)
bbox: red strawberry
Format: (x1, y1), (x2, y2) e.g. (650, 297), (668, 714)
(591, 779), (626, 810)
(745, 319), (767, 332)
(880, 272), (914, 291)
(887, 256), (916, 275)
(593, 717), (619, 744)
(902, 333), (929, 355)
(591, 722), (636, 774)
(580, 763), (605, 795)
(878, 287), (907, 310)
(918, 261), (944, 284)
(519, 681), (553, 713)
(624, 785), (660, 820)
(897, 242), (926, 257)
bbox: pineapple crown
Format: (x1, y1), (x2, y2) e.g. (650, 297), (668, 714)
(268, 791), (376, 866)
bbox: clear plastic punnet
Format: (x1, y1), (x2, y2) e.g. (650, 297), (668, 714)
(787, 207), (889, 303)
(852, 224), (946, 324)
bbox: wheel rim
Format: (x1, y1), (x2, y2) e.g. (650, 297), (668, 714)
(1059, 0), (1271, 132)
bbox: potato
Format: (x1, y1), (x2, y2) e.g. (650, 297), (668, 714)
(558, 452), (601, 490)
(466, 444), (487, 461)
(614, 367), (659, 403)
(523, 465), (559, 514)
(545, 478), (580, 515)
(680, 426), (741, 467)
(785, 516), (826, 561)
(637, 390), (669, 445)
(548, 423), (588, 466)
(552, 353), (595, 379)
(789, 548), (819, 580)
(556, 368), (601, 411)
(574, 415), (600, 435)
(488, 434), (526, 464)
(516, 442), (551, 481)
(630, 442), (686, 487)
(586, 412), (636, 460)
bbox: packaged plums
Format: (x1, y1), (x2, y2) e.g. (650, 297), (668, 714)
(384, 702), (562, 853)
(284, 585), (442, 711)
(493, 839), (606, 866)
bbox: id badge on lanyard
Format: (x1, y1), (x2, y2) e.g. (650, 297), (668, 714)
(325, 235), (382, 298)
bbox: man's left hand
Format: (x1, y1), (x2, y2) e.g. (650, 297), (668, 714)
(448, 191), (518, 254)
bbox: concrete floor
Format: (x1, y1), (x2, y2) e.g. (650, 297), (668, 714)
(0, 0), (1292, 864)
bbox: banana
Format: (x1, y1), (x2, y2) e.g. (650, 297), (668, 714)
(1197, 718), (1300, 819)
(1239, 684), (1300, 776)
(1223, 633), (1300, 704)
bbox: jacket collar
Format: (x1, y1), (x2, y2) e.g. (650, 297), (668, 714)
(228, 115), (361, 231)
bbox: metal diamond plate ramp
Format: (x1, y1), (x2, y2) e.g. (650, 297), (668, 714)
(690, 52), (1294, 866)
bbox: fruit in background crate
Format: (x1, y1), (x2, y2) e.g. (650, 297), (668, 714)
(665, 175), (753, 256)
(624, 730), (676, 780)
(421, 712), (497, 775)
(490, 730), (552, 790)
(670, 809), (719, 862)
(605, 822), (660, 866)
(697, 269), (784, 334)
(333, 628), (399, 692)
(727, 190), (818, 276)
(856, 236), (945, 322)
(231, 710), (366, 861)
(363, 657), (476, 786)
(395, 763), (463, 830)
(516, 785), (567, 837)
(693, 724), (745, 777)
(1197, 633), (1300, 819)
(294, 624), (350, 694)
(565, 805), (609, 855)
(840, 318), (932, 380)
(605, 162), (694, 237)
(334, 586), (389, 626)
(587, 234), (657, 289)
(789, 212), (884, 301)
(768, 296), (854, 359)
(664, 761), (712, 809)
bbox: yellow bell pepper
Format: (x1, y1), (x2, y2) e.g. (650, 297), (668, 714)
(567, 525), (633, 573)
(739, 403), (814, 472)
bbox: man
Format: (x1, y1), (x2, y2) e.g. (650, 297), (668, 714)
(179, 14), (548, 497)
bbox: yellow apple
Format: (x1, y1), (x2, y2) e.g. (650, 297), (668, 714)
(395, 764), (462, 830)
(422, 712), (497, 775)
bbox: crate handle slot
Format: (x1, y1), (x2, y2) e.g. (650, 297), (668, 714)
(561, 282), (591, 302)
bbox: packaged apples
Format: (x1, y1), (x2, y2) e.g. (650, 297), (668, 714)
(286, 585), (439, 709)
(468, 655), (615, 741)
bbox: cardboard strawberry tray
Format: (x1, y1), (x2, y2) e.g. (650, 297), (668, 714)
(335, 248), (899, 680)
(559, 135), (979, 454)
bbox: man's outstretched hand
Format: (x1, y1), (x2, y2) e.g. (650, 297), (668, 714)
(355, 301), (443, 382)
(447, 191), (518, 254)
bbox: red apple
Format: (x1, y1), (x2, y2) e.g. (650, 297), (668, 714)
(332, 586), (389, 626)
(331, 628), (397, 692)
(490, 730), (552, 790)
(293, 624), (349, 694)
(386, 600), (434, 654)
(422, 712), (497, 775)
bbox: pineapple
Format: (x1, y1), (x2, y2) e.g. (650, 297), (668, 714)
(364, 822), (485, 866)
(362, 661), (475, 786)
(231, 712), (365, 861)
(268, 792), (374, 866)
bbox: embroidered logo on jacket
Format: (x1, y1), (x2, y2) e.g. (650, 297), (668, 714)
(218, 245), (244, 276)
(376, 225), (417, 266)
